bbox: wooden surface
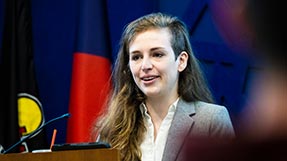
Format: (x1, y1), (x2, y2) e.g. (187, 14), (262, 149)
(0, 148), (119, 161)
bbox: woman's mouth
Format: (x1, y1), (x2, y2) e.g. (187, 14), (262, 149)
(141, 76), (159, 84)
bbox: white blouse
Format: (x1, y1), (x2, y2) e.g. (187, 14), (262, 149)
(140, 98), (179, 161)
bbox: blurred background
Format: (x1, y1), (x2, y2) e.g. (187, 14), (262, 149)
(0, 0), (261, 151)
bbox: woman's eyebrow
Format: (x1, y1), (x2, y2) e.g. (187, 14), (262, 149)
(129, 50), (141, 55)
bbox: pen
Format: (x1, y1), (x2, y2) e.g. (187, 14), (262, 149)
(50, 129), (57, 150)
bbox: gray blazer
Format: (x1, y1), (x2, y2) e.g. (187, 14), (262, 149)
(161, 99), (235, 161)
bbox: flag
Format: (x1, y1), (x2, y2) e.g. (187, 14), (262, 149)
(66, 0), (112, 143)
(0, 0), (47, 153)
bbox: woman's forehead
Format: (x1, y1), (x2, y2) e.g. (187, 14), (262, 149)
(128, 28), (172, 53)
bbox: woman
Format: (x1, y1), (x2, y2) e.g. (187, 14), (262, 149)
(94, 12), (235, 161)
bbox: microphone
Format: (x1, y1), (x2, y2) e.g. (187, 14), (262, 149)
(2, 113), (70, 154)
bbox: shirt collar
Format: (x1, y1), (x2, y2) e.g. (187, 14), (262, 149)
(140, 97), (179, 117)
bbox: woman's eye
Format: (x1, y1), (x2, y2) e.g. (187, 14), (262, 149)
(131, 55), (141, 61)
(153, 53), (163, 58)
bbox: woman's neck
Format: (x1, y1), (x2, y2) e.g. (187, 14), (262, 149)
(145, 94), (178, 120)
(145, 95), (179, 140)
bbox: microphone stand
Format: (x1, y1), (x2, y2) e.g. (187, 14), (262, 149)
(2, 113), (70, 154)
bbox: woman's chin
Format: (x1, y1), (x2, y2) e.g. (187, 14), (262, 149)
(143, 91), (161, 98)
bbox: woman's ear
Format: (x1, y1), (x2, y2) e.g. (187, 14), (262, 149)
(177, 51), (188, 72)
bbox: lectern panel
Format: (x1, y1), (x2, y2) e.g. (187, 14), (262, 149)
(0, 148), (119, 161)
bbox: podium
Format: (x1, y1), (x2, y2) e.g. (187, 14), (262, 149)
(0, 148), (119, 161)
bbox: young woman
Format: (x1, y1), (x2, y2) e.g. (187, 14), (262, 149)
(94, 12), (235, 161)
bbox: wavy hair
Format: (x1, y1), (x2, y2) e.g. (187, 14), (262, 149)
(93, 12), (213, 161)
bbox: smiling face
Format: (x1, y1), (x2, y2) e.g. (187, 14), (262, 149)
(128, 28), (187, 100)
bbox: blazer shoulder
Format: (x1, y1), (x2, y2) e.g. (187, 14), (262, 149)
(194, 101), (235, 138)
(177, 99), (228, 116)
(194, 101), (229, 114)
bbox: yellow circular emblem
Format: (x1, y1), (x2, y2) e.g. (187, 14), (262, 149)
(18, 93), (44, 136)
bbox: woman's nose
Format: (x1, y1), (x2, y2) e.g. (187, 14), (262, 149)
(141, 57), (153, 71)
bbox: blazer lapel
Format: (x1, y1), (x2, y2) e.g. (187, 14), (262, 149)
(162, 99), (195, 161)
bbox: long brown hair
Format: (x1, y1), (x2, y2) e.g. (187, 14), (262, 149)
(93, 12), (213, 161)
